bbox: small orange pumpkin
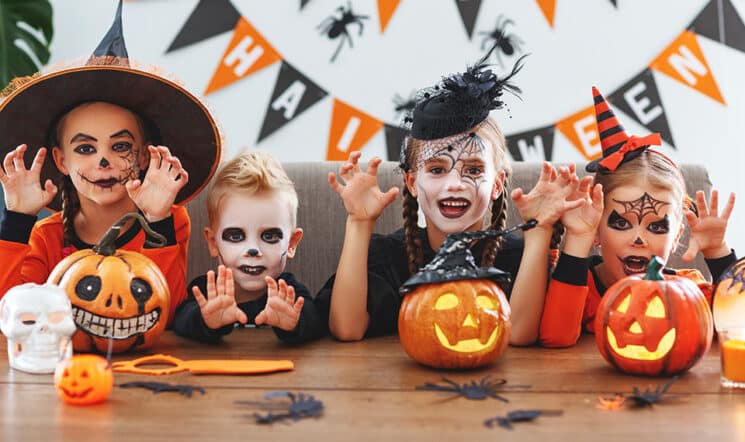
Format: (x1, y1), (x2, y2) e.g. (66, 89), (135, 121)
(595, 256), (713, 376)
(54, 355), (113, 405)
(712, 257), (745, 332)
(48, 213), (170, 353)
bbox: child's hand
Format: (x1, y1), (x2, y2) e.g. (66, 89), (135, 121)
(511, 162), (586, 230)
(0, 144), (57, 215)
(328, 151), (399, 222)
(255, 276), (305, 331)
(561, 176), (604, 238)
(683, 190), (735, 261)
(192, 265), (248, 330)
(127, 145), (189, 223)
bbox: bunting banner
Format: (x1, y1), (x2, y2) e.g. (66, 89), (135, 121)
(535, 0), (556, 28)
(506, 125), (555, 162)
(556, 105), (600, 161)
(327, 99), (384, 161)
(609, 0), (618, 8)
(300, 0), (311, 11)
(257, 61), (329, 143)
(166, 0), (240, 53)
(377, 0), (402, 33)
(688, 0), (745, 54)
(456, 0), (482, 39)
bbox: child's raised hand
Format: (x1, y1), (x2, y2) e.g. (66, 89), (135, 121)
(127, 145), (189, 222)
(561, 176), (604, 238)
(510, 162), (587, 230)
(683, 190), (735, 261)
(192, 265), (248, 330)
(328, 151), (399, 222)
(0, 145), (57, 215)
(255, 276), (304, 331)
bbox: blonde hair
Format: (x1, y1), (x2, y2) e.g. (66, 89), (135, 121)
(206, 151), (298, 227)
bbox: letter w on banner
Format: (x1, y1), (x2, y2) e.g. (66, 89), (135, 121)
(327, 99), (384, 161)
(205, 17), (282, 95)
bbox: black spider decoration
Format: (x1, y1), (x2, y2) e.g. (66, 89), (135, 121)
(235, 391), (324, 424)
(119, 381), (206, 398)
(415, 375), (529, 402)
(392, 90), (417, 122)
(317, 2), (369, 62)
(478, 15), (525, 68)
(484, 409), (564, 430)
(624, 376), (678, 407)
(721, 260), (745, 291)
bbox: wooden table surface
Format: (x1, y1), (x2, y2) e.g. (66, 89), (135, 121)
(1, 329), (744, 442)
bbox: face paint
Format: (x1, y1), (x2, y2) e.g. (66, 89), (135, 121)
(612, 192), (670, 224)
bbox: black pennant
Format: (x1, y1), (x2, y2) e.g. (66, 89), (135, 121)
(609, 0), (618, 8)
(300, 0), (312, 10)
(455, 0), (482, 39)
(93, 0), (128, 58)
(384, 124), (407, 162)
(257, 61), (328, 143)
(608, 69), (675, 149)
(688, 0), (745, 54)
(506, 125), (555, 161)
(166, 0), (241, 53)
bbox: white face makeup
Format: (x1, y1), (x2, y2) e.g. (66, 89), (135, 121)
(207, 192), (300, 298)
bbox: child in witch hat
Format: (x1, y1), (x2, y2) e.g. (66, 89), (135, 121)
(318, 47), (587, 344)
(0, 0), (221, 327)
(539, 86), (737, 348)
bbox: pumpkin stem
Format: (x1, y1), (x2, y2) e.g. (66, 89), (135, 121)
(644, 256), (665, 281)
(92, 213), (167, 256)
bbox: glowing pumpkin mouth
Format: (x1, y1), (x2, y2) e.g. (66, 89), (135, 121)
(73, 306), (161, 340)
(434, 324), (499, 353)
(60, 387), (93, 398)
(606, 327), (676, 360)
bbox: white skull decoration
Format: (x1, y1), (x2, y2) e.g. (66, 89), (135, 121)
(0, 283), (76, 374)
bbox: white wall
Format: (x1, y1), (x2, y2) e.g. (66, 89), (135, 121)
(47, 0), (745, 252)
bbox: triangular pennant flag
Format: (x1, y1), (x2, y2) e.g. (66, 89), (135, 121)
(327, 99), (384, 161)
(608, 69), (675, 148)
(257, 61), (329, 143)
(688, 0), (745, 54)
(506, 125), (555, 161)
(455, 0), (482, 39)
(377, 0), (402, 33)
(384, 124), (407, 162)
(555, 104), (602, 161)
(649, 30), (725, 105)
(300, 0), (312, 10)
(166, 0), (241, 53)
(609, 0), (618, 8)
(205, 17), (282, 95)
(535, 0), (556, 28)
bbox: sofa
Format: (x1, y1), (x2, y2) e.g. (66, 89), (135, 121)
(184, 161), (714, 296)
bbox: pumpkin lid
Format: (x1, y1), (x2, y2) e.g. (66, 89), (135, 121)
(399, 221), (537, 295)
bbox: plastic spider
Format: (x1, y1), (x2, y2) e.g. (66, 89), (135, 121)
(119, 381), (205, 398)
(416, 375), (528, 402)
(478, 15), (525, 68)
(392, 90), (417, 121)
(235, 391), (324, 424)
(317, 2), (369, 63)
(624, 377), (678, 407)
(484, 409), (564, 430)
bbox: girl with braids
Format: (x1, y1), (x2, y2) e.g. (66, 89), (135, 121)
(0, 1), (220, 326)
(539, 87), (737, 347)
(318, 51), (586, 343)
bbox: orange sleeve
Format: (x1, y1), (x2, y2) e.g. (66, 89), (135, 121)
(0, 218), (64, 297)
(539, 278), (589, 348)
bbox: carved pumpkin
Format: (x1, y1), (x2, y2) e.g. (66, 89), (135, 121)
(54, 355), (113, 405)
(595, 257), (713, 376)
(712, 257), (745, 332)
(398, 279), (511, 369)
(48, 213), (170, 354)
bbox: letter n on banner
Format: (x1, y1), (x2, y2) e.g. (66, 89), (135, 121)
(555, 105), (601, 161)
(327, 99), (384, 161)
(205, 17), (282, 95)
(649, 30), (725, 105)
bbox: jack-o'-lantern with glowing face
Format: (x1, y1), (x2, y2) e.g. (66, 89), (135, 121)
(595, 256), (713, 376)
(712, 257), (745, 332)
(48, 214), (170, 354)
(54, 354), (113, 405)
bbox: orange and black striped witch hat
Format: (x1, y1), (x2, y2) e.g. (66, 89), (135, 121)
(585, 86), (662, 173)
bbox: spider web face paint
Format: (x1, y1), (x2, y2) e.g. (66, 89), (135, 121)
(612, 192), (670, 224)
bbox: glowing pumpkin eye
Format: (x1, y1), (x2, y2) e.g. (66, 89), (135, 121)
(434, 293), (459, 310)
(476, 295), (496, 309)
(616, 294), (631, 313)
(645, 296), (666, 318)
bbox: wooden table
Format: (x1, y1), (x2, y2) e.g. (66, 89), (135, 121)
(1, 329), (744, 441)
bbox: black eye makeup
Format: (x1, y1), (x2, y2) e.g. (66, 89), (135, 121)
(647, 215), (670, 234)
(221, 228), (246, 243)
(607, 210), (632, 230)
(73, 144), (96, 155)
(261, 228), (284, 244)
(112, 142), (132, 153)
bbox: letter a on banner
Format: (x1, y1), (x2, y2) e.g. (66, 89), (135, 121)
(205, 17), (282, 95)
(649, 30), (725, 105)
(555, 105), (601, 161)
(327, 99), (384, 161)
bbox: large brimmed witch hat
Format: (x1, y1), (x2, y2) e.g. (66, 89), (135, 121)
(585, 87), (667, 173)
(0, 0), (221, 211)
(399, 220), (537, 295)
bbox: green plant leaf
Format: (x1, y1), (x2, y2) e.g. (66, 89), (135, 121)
(0, 0), (53, 88)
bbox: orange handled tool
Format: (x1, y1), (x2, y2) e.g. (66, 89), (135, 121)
(111, 354), (294, 375)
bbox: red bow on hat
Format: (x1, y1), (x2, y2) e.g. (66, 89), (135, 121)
(597, 133), (662, 172)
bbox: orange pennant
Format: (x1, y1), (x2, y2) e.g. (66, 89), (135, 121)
(649, 30), (725, 105)
(377, 0), (401, 33)
(555, 105), (601, 161)
(205, 17), (282, 95)
(327, 99), (384, 161)
(536, 0), (556, 28)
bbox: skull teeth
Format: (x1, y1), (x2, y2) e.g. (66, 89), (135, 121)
(72, 306), (160, 340)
